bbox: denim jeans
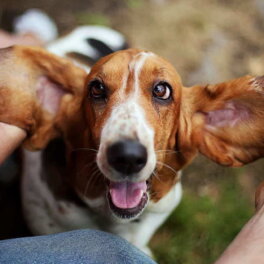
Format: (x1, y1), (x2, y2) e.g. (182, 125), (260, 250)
(0, 229), (157, 264)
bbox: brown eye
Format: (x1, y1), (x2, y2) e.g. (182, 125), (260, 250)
(89, 80), (106, 100)
(152, 82), (172, 100)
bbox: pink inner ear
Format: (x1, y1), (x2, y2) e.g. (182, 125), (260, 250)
(205, 101), (250, 128)
(36, 76), (67, 115)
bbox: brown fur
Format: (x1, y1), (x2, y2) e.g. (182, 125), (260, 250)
(0, 46), (86, 150)
(180, 76), (264, 167)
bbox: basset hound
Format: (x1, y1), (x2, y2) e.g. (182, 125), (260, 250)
(0, 35), (264, 256)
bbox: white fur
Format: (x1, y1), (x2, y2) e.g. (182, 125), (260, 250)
(14, 9), (58, 43)
(47, 26), (126, 72)
(132, 52), (153, 95)
(97, 101), (156, 182)
(48, 26), (125, 57)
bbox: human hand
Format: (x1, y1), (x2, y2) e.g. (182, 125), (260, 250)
(0, 122), (26, 165)
(214, 182), (264, 264)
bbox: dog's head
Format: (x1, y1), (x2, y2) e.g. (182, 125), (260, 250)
(80, 49), (182, 219)
(1, 46), (264, 221)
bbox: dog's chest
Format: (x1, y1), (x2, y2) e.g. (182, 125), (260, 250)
(22, 149), (101, 234)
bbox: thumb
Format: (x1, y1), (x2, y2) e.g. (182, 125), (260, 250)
(255, 181), (264, 211)
(0, 123), (26, 164)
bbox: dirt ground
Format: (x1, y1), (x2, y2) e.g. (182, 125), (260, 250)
(0, 0), (264, 263)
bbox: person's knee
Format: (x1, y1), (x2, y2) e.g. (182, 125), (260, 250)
(0, 229), (156, 264)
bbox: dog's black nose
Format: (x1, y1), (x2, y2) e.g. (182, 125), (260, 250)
(107, 140), (147, 175)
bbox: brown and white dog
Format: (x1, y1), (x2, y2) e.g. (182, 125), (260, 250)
(0, 41), (264, 255)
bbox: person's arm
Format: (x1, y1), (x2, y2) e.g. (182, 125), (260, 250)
(215, 184), (264, 264)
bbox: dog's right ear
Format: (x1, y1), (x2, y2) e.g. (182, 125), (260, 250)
(179, 75), (264, 167)
(0, 46), (86, 150)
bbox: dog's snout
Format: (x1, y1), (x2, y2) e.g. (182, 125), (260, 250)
(107, 140), (147, 175)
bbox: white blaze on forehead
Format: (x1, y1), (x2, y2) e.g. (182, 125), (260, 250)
(129, 51), (154, 96)
(118, 51), (154, 97)
(97, 50), (156, 182)
(120, 70), (129, 97)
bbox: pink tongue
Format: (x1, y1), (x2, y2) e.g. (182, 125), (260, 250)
(109, 181), (147, 209)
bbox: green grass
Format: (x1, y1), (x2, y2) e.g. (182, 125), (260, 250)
(150, 174), (253, 264)
(124, 0), (143, 9)
(76, 12), (110, 26)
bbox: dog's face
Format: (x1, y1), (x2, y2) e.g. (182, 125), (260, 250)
(1, 46), (264, 221)
(78, 49), (182, 219)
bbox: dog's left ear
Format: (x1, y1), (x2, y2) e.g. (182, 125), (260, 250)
(0, 46), (86, 150)
(180, 75), (264, 167)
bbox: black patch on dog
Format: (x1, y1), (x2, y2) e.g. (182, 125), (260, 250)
(87, 38), (115, 58)
(87, 38), (129, 61)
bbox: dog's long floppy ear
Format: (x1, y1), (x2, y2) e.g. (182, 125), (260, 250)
(0, 46), (86, 150)
(180, 75), (264, 167)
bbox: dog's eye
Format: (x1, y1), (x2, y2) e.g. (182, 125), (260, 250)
(152, 82), (172, 100)
(89, 80), (106, 100)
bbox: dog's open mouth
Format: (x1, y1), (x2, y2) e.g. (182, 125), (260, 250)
(107, 181), (149, 219)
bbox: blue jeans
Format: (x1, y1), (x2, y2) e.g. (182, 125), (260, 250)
(0, 229), (157, 264)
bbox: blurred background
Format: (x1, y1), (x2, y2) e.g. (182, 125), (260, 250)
(0, 0), (264, 263)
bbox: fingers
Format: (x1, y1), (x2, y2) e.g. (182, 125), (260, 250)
(255, 181), (264, 211)
(0, 123), (26, 165)
(0, 30), (44, 48)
